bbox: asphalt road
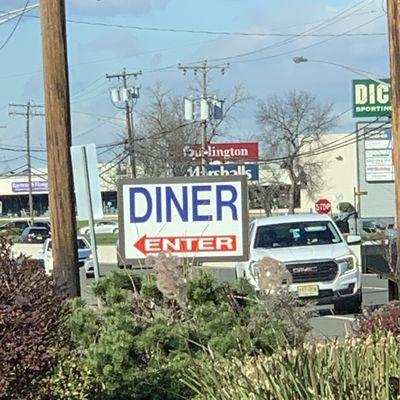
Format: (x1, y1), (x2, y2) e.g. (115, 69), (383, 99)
(81, 264), (388, 339)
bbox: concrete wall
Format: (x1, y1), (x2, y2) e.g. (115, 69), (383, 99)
(257, 133), (358, 215)
(299, 133), (358, 214)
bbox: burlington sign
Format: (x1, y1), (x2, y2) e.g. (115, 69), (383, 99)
(118, 176), (248, 262)
(183, 142), (258, 161)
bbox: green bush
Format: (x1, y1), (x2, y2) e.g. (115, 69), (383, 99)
(186, 333), (400, 400)
(49, 264), (314, 399)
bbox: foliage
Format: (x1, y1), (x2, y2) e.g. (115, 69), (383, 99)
(49, 254), (314, 399)
(257, 90), (337, 213)
(134, 84), (251, 178)
(0, 238), (67, 400)
(186, 333), (400, 400)
(354, 301), (400, 338)
(135, 84), (198, 178)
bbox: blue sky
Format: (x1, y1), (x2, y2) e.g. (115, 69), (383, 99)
(0, 0), (389, 170)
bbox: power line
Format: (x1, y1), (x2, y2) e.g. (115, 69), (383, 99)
(74, 121), (107, 139)
(228, 13), (385, 66)
(99, 151), (129, 177)
(257, 118), (390, 165)
(54, 18), (386, 38)
(0, 155), (25, 163)
(184, 0), (380, 64)
(71, 110), (125, 121)
(0, 0), (30, 51)
(13, 1), (383, 38)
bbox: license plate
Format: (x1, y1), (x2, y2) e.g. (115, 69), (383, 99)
(298, 284), (319, 297)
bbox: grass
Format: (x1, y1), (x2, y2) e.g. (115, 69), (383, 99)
(84, 233), (118, 246)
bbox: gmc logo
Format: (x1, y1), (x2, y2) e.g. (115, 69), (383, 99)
(292, 266), (318, 274)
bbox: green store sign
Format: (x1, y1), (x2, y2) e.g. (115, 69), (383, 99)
(352, 79), (391, 118)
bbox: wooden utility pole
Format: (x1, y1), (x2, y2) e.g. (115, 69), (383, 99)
(40, 0), (80, 297)
(178, 61), (229, 175)
(9, 102), (44, 224)
(387, 0), (400, 299)
(106, 68), (142, 178)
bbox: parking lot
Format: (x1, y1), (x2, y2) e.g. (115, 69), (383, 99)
(81, 263), (388, 339)
(11, 243), (389, 339)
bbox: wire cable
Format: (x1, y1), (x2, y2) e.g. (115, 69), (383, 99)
(229, 13), (385, 66)
(183, 0), (376, 64)
(0, 0), (30, 51)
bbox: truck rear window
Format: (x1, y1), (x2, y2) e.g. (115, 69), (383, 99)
(254, 221), (342, 249)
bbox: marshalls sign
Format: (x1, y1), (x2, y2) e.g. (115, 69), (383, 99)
(352, 79), (391, 118)
(118, 176), (249, 263)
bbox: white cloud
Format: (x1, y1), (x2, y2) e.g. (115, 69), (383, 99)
(67, 0), (170, 17)
(83, 31), (142, 58)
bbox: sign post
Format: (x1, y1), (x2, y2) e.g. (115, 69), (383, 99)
(71, 144), (103, 281)
(118, 176), (249, 264)
(315, 198), (332, 215)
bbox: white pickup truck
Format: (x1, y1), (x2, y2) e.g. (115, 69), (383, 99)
(236, 214), (362, 314)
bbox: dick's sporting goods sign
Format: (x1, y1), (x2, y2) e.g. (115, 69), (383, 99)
(352, 79), (391, 118)
(118, 176), (249, 263)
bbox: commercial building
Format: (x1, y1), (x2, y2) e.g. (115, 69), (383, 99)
(251, 133), (358, 216)
(0, 131), (391, 227)
(0, 164), (124, 218)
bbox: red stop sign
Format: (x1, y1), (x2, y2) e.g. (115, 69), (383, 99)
(315, 198), (331, 215)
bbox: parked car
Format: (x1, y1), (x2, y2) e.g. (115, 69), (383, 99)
(38, 236), (92, 276)
(236, 214), (362, 314)
(20, 226), (51, 243)
(0, 220), (50, 235)
(79, 221), (119, 236)
(82, 258), (96, 278)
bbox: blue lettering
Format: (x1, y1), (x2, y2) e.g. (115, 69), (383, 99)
(216, 185), (238, 221)
(130, 187), (152, 223)
(166, 187), (188, 222)
(192, 185), (212, 222)
(156, 187), (162, 222)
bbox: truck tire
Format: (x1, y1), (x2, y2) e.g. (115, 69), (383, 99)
(334, 290), (362, 315)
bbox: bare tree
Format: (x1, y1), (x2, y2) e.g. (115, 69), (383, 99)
(256, 91), (337, 214)
(135, 83), (252, 178)
(208, 84), (253, 141)
(249, 166), (286, 216)
(135, 84), (198, 177)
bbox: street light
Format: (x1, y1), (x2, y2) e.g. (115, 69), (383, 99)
(293, 56), (390, 87)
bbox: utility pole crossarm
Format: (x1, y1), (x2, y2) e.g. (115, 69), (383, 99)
(106, 70), (142, 80)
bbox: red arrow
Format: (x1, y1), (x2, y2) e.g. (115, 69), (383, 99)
(133, 234), (237, 256)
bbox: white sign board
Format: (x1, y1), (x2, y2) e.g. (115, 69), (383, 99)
(71, 144), (104, 220)
(364, 128), (394, 182)
(118, 176), (249, 262)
